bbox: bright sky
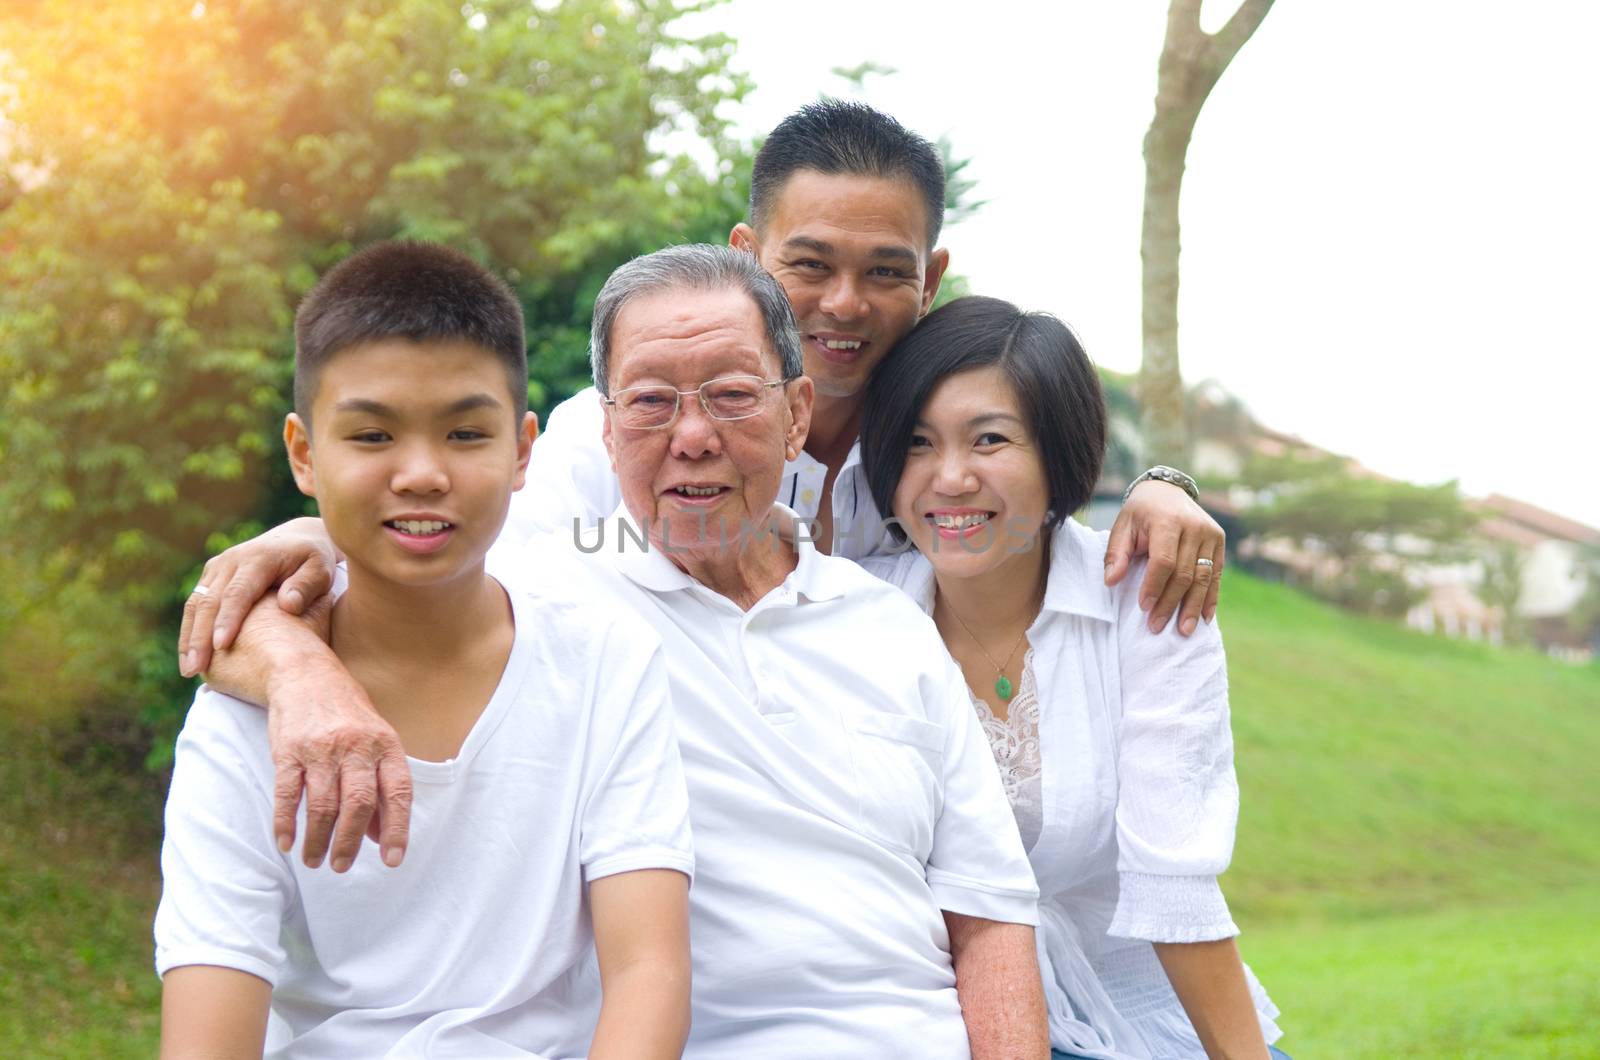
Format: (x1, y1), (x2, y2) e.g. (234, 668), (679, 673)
(677, 0), (1600, 528)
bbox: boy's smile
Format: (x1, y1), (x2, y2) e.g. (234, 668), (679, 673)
(383, 514), (455, 554)
(285, 338), (535, 590)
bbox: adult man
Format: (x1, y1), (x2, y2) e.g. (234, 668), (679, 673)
(178, 100), (1222, 880)
(202, 245), (1050, 1057)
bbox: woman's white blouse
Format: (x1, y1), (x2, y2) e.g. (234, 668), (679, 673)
(862, 520), (1282, 1058)
(968, 650), (1044, 851)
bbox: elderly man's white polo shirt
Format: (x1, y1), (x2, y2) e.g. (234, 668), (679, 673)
(507, 387), (895, 559)
(511, 511), (1038, 1059)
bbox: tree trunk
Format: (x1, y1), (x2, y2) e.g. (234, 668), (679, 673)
(1140, 0), (1275, 465)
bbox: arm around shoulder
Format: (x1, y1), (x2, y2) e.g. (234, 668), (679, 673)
(1104, 473), (1225, 634)
(206, 589), (413, 875)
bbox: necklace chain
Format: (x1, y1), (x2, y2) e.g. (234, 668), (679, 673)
(941, 600), (1030, 701)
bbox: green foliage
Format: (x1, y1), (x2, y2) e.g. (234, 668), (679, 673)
(827, 61), (898, 90)
(523, 143), (754, 412)
(1098, 367), (1145, 483)
(1478, 540), (1528, 644)
(927, 270), (971, 311)
(0, 0), (750, 748)
(1239, 451), (1477, 615)
(0, 552), (149, 726)
(937, 134), (989, 228)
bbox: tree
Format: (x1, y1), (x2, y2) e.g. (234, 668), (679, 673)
(1099, 368), (1146, 485)
(1139, 0), (1275, 463)
(1, 0), (744, 590)
(1477, 541), (1528, 644)
(0, 0), (748, 743)
(1241, 453), (1478, 616)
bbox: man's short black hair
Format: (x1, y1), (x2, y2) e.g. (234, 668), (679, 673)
(294, 240), (527, 421)
(750, 100), (946, 249)
(861, 296), (1106, 539)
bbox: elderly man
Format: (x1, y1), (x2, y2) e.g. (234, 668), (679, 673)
(200, 244), (1049, 1057)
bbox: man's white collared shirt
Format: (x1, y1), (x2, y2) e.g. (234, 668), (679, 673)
(501, 512), (1038, 1059)
(506, 386), (894, 559)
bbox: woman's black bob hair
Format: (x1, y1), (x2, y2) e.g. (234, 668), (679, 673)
(860, 295), (1106, 541)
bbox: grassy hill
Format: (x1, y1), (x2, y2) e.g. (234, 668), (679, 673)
(3, 571), (1597, 1056)
(1223, 571), (1600, 920)
(1219, 572), (1600, 1057)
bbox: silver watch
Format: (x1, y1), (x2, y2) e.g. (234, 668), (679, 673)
(1123, 465), (1199, 503)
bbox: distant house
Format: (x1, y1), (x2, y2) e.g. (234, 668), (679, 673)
(1484, 496), (1596, 653)
(1401, 496), (1598, 657)
(1088, 384), (1600, 660)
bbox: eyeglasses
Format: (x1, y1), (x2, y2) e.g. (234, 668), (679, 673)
(602, 375), (790, 431)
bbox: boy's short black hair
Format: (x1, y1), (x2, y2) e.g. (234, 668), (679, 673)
(293, 241), (527, 421)
(861, 296), (1106, 539)
(750, 100), (946, 249)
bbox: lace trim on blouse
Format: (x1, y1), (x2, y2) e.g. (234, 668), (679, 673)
(970, 649), (1042, 851)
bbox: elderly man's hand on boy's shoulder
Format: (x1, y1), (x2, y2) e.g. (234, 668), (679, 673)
(264, 647), (412, 875)
(203, 589), (414, 874)
(179, 516), (341, 677)
(1104, 479), (1226, 636)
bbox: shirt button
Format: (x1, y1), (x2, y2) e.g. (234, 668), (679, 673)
(801, 489), (816, 504)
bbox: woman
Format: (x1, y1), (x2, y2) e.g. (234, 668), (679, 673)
(858, 296), (1287, 1060)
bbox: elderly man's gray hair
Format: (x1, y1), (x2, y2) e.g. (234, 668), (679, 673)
(589, 243), (804, 395)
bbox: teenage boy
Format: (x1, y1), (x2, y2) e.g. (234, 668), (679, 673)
(154, 241), (694, 1059)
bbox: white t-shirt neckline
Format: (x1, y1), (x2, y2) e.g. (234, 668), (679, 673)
(399, 581), (533, 784)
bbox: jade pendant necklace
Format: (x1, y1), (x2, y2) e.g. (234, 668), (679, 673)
(942, 603), (1030, 702)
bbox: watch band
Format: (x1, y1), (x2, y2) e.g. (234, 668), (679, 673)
(1123, 465), (1200, 503)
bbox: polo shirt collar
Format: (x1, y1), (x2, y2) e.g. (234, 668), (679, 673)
(607, 504), (700, 594)
(783, 507), (849, 603)
(606, 503), (848, 604)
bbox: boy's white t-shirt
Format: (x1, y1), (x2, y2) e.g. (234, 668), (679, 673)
(154, 580), (694, 1060)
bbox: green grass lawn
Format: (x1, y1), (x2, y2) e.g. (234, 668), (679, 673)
(1219, 572), (1600, 1056)
(1221, 571), (1600, 922)
(1243, 890), (1600, 1059)
(2, 570), (1597, 1056)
